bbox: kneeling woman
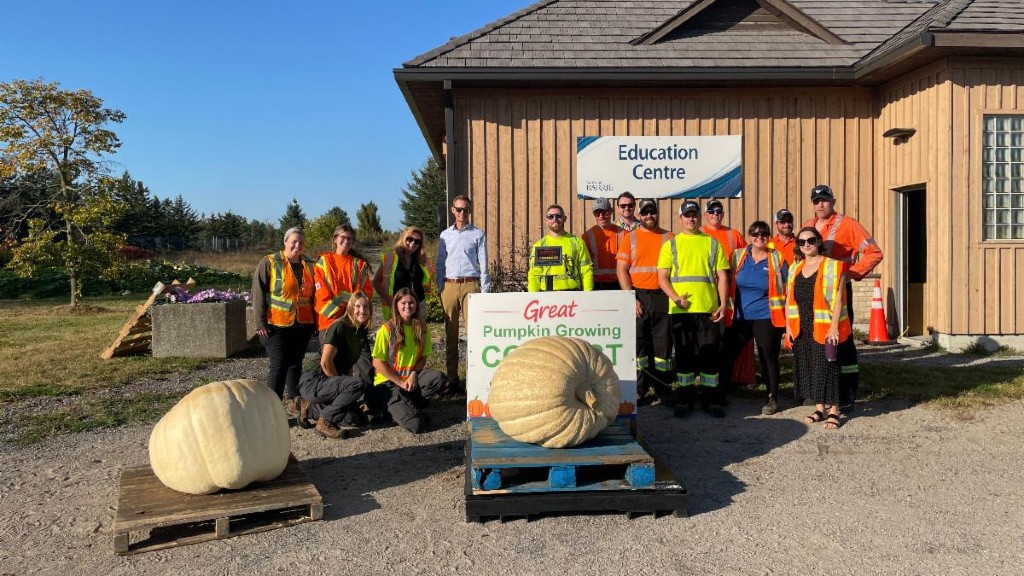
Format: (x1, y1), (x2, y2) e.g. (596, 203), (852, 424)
(369, 287), (449, 433)
(297, 291), (373, 439)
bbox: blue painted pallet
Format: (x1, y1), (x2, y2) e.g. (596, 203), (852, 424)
(469, 418), (656, 494)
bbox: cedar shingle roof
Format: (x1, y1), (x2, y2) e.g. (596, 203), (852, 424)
(402, 0), (1022, 70)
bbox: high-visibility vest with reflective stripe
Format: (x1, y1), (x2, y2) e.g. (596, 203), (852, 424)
(314, 253), (371, 331)
(528, 233), (594, 292)
(380, 252), (435, 320)
(265, 251), (315, 327)
(702, 225), (745, 259)
(622, 227), (672, 290)
(784, 257), (851, 344)
(583, 224), (622, 283)
(666, 233), (723, 313)
(373, 321), (425, 386)
(724, 248), (786, 328)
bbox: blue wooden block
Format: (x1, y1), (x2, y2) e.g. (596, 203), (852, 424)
(483, 469), (502, 491)
(548, 466), (577, 489)
(472, 468), (483, 490)
(625, 463), (655, 488)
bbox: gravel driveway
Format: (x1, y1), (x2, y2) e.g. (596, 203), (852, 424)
(1, 345), (1022, 575)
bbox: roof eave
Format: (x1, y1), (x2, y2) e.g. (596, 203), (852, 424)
(393, 73), (445, 166)
(930, 31), (1024, 48)
(393, 66), (860, 83)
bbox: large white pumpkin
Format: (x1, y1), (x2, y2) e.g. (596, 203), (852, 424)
(487, 336), (620, 448)
(149, 379), (290, 495)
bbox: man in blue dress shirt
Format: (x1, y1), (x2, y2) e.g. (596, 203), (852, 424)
(436, 195), (490, 393)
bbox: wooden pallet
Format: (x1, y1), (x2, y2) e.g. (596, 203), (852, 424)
(100, 279), (196, 359)
(113, 455), (322, 555)
(465, 418), (688, 522)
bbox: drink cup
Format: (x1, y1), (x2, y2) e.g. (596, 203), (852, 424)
(825, 341), (838, 362)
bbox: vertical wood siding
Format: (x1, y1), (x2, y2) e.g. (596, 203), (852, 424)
(879, 58), (1024, 335)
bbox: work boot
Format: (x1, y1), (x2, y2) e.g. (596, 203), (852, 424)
(315, 418), (356, 439)
(296, 398), (313, 429)
(761, 395), (778, 416)
(282, 396), (300, 418)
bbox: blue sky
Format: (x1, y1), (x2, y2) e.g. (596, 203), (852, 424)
(3, 0), (527, 230)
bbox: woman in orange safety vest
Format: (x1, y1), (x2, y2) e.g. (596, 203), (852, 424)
(314, 224), (373, 342)
(785, 226), (851, 430)
(252, 227), (316, 413)
(720, 220), (788, 416)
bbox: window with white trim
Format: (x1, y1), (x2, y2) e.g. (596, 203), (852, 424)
(983, 114), (1024, 240)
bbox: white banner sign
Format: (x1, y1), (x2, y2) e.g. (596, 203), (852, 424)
(465, 291), (636, 419)
(576, 135), (742, 199)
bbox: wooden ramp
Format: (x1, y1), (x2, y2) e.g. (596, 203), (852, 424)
(100, 279), (194, 359)
(113, 455), (322, 555)
(465, 418), (688, 522)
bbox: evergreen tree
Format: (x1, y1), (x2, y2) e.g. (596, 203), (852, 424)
(306, 206), (352, 251)
(399, 157), (446, 237)
(279, 197), (307, 232)
(356, 201), (383, 235)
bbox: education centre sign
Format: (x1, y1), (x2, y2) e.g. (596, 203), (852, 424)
(576, 135), (742, 199)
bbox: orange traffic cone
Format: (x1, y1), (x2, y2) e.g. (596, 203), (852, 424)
(867, 279), (894, 345)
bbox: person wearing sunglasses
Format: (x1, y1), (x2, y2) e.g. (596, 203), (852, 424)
(528, 204), (594, 292)
(615, 191), (640, 232)
(582, 197), (623, 290)
(313, 224), (373, 344)
(770, 209), (796, 265)
(803, 184), (883, 410)
(436, 195), (489, 392)
(721, 221), (788, 415)
(617, 198), (674, 405)
(657, 200), (730, 418)
(701, 199), (746, 260)
(785, 226), (851, 430)
(373, 226), (435, 320)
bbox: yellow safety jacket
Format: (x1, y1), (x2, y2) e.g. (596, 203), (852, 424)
(660, 233), (728, 314)
(527, 233), (594, 292)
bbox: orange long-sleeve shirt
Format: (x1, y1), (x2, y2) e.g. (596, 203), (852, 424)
(702, 225), (747, 260)
(803, 212), (883, 280)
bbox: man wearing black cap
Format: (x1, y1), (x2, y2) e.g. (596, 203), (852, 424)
(617, 198), (674, 405)
(701, 199), (746, 260)
(804, 184), (884, 409)
(657, 200), (730, 418)
(582, 197), (623, 290)
(771, 209), (796, 265)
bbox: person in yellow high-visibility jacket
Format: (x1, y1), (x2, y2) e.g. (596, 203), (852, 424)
(527, 204), (594, 292)
(657, 200), (730, 418)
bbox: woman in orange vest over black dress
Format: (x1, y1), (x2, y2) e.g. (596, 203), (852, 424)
(252, 227), (316, 413)
(720, 220), (788, 416)
(785, 226), (851, 430)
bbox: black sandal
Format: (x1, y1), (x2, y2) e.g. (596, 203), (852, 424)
(804, 410), (825, 424)
(824, 413), (842, 429)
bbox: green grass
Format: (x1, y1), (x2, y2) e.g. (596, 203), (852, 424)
(0, 295), (217, 400)
(13, 392), (183, 445)
(860, 363), (1024, 407)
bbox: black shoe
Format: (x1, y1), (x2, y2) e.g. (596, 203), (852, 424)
(761, 397), (779, 416)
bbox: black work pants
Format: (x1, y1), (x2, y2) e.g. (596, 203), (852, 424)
(298, 370), (368, 426)
(365, 368), (448, 434)
(840, 281), (860, 405)
(720, 319), (784, 397)
(635, 289), (674, 401)
(671, 313), (723, 406)
(263, 323), (314, 399)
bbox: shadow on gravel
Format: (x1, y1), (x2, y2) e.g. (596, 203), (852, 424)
(300, 401), (467, 521)
(638, 398), (808, 516)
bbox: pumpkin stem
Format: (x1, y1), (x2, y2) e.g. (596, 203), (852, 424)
(583, 390), (598, 410)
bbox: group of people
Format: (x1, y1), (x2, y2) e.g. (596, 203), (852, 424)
(251, 196), (488, 439)
(528, 185), (882, 428)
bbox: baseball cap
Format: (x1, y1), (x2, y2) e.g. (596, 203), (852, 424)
(637, 199), (658, 213)
(705, 199), (724, 212)
(810, 185), (834, 201)
(592, 197), (612, 212)
(679, 200), (700, 215)
(775, 209), (793, 222)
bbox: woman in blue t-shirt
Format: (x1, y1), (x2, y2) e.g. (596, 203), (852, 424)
(721, 221), (788, 415)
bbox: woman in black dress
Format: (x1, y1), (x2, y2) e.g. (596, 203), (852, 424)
(784, 227), (851, 430)
(373, 226), (435, 321)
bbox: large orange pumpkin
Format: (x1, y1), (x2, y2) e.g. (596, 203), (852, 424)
(618, 402), (636, 416)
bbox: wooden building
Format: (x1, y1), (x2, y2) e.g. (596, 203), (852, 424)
(394, 0), (1024, 348)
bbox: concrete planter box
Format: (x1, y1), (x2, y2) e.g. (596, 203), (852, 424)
(152, 301), (249, 358)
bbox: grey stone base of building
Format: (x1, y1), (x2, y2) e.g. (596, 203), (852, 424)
(932, 333), (1024, 353)
(152, 300), (249, 358)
